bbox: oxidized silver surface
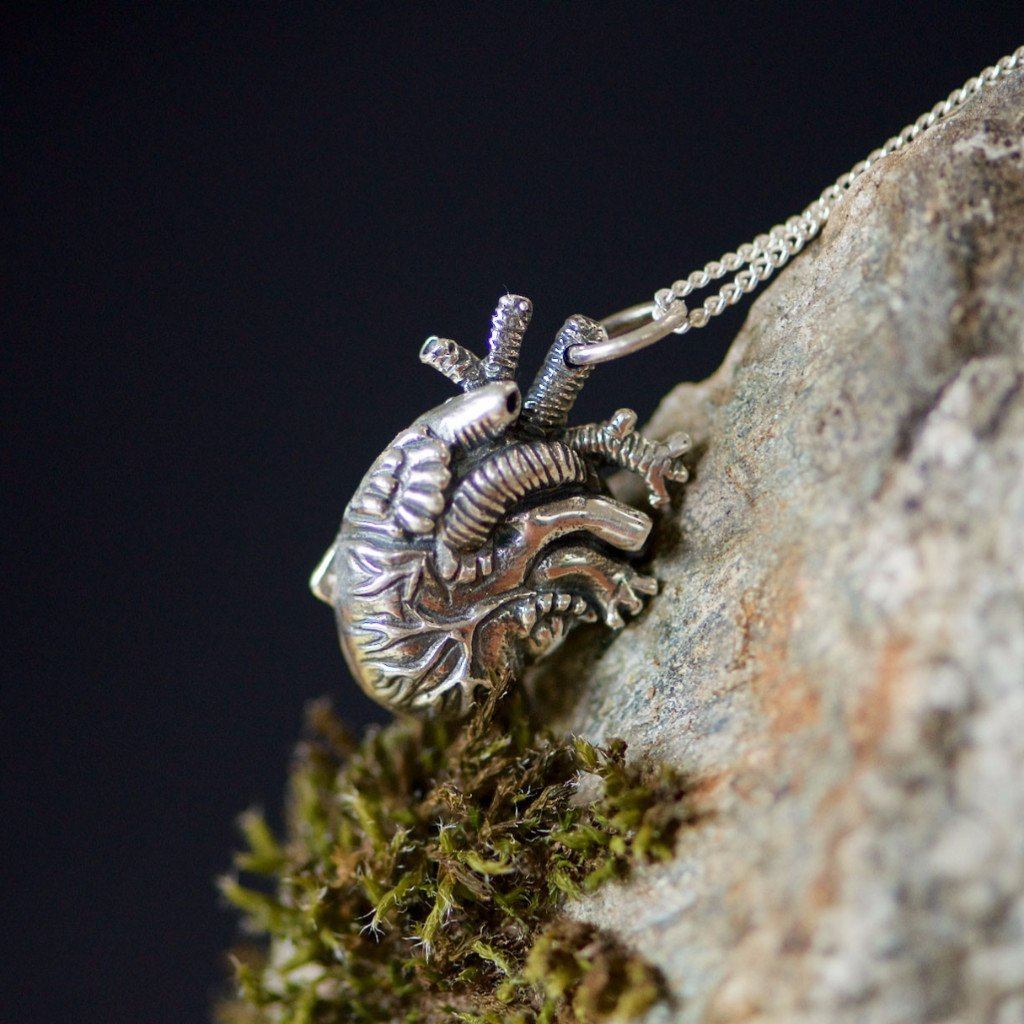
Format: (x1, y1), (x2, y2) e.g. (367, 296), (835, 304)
(311, 296), (690, 715)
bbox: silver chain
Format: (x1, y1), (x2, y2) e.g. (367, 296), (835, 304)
(653, 45), (1024, 333)
(570, 45), (1023, 368)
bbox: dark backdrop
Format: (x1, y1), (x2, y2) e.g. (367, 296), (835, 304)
(5, 4), (1019, 1022)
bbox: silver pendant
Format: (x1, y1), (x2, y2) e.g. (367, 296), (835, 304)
(310, 296), (690, 715)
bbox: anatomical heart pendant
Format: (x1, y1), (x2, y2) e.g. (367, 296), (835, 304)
(311, 295), (690, 715)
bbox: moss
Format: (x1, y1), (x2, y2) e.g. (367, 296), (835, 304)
(525, 921), (664, 1023)
(217, 689), (691, 1023)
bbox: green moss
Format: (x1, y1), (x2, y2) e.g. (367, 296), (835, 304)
(217, 689), (690, 1023)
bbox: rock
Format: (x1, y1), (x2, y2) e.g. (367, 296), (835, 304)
(539, 67), (1024, 1023)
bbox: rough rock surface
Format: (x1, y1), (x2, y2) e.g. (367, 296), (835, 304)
(540, 68), (1024, 1023)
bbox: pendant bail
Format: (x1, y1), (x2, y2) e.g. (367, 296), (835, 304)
(566, 298), (688, 366)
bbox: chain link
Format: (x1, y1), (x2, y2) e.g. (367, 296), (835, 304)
(652, 45), (1024, 335)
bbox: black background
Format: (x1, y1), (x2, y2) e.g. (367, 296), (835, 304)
(5, 4), (1020, 1022)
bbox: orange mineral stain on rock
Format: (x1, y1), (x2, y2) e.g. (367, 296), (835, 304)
(809, 635), (912, 909)
(809, 812), (856, 910)
(850, 634), (910, 763)
(688, 768), (731, 808)
(735, 551), (822, 744)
